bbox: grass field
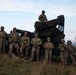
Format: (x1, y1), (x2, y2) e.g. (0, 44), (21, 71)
(0, 54), (76, 75)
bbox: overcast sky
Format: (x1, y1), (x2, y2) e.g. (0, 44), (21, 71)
(0, 0), (76, 42)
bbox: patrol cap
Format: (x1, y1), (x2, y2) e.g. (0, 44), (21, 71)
(1, 26), (4, 29)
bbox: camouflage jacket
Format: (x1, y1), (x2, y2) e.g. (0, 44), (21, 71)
(21, 36), (30, 46)
(58, 43), (67, 52)
(38, 14), (48, 22)
(67, 44), (76, 54)
(31, 38), (42, 47)
(43, 42), (54, 50)
(0, 30), (7, 39)
(9, 32), (20, 43)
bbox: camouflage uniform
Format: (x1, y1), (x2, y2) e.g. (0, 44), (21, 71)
(9, 28), (20, 56)
(58, 39), (68, 65)
(0, 39), (2, 53)
(43, 37), (54, 63)
(67, 40), (76, 65)
(31, 33), (42, 61)
(38, 10), (48, 22)
(0, 26), (7, 53)
(20, 32), (30, 59)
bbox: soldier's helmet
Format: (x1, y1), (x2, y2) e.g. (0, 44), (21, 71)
(1, 26), (4, 29)
(61, 39), (65, 42)
(42, 10), (45, 13)
(13, 27), (16, 30)
(67, 40), (72, 44)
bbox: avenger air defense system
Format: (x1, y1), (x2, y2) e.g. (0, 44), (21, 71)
(16, 15), (65, 60)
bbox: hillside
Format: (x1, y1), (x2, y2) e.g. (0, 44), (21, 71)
(0, 54), (76, 75)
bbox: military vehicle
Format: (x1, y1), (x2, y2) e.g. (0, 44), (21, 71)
(16, 15), (65, 60)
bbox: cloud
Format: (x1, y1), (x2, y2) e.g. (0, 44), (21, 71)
(0, 20), (35, 33)
(0, 0), (76, 33)
(0, 0), (35, 12)
(0, 0), (76, 17)
(45, 4), (76, 17)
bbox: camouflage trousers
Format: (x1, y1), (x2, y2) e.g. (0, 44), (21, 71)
(20, 45), (29, 59)
(31, 46), (40, 61)
(60, 52), (67, 65)
(0, 42), (2, 53)
(69, 52), (76, 65)
(9, 42), (19, 56)
(45, 49), (52, 63)
(0, 38), (6, 53)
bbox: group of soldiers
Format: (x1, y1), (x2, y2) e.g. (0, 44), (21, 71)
(0, 26), (76, 65)
(0, 26), (54, 63)
(59, 39), (76, 65)
(0, 10), (76, 65)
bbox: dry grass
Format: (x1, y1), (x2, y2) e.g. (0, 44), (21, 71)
(0, 54), (76, 75)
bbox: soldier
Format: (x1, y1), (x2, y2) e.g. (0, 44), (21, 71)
(9, 27), (20, 57)
(67, 40), (76, 65)
(38, 10), (48, 22)
(20, 32), (30, 60)
(31, 33), (42, 62)
(43, 37), (54, 64)
(58, 39), (68, 65)
(0, 39), (2, 53)
(0, 26), (7, 53)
